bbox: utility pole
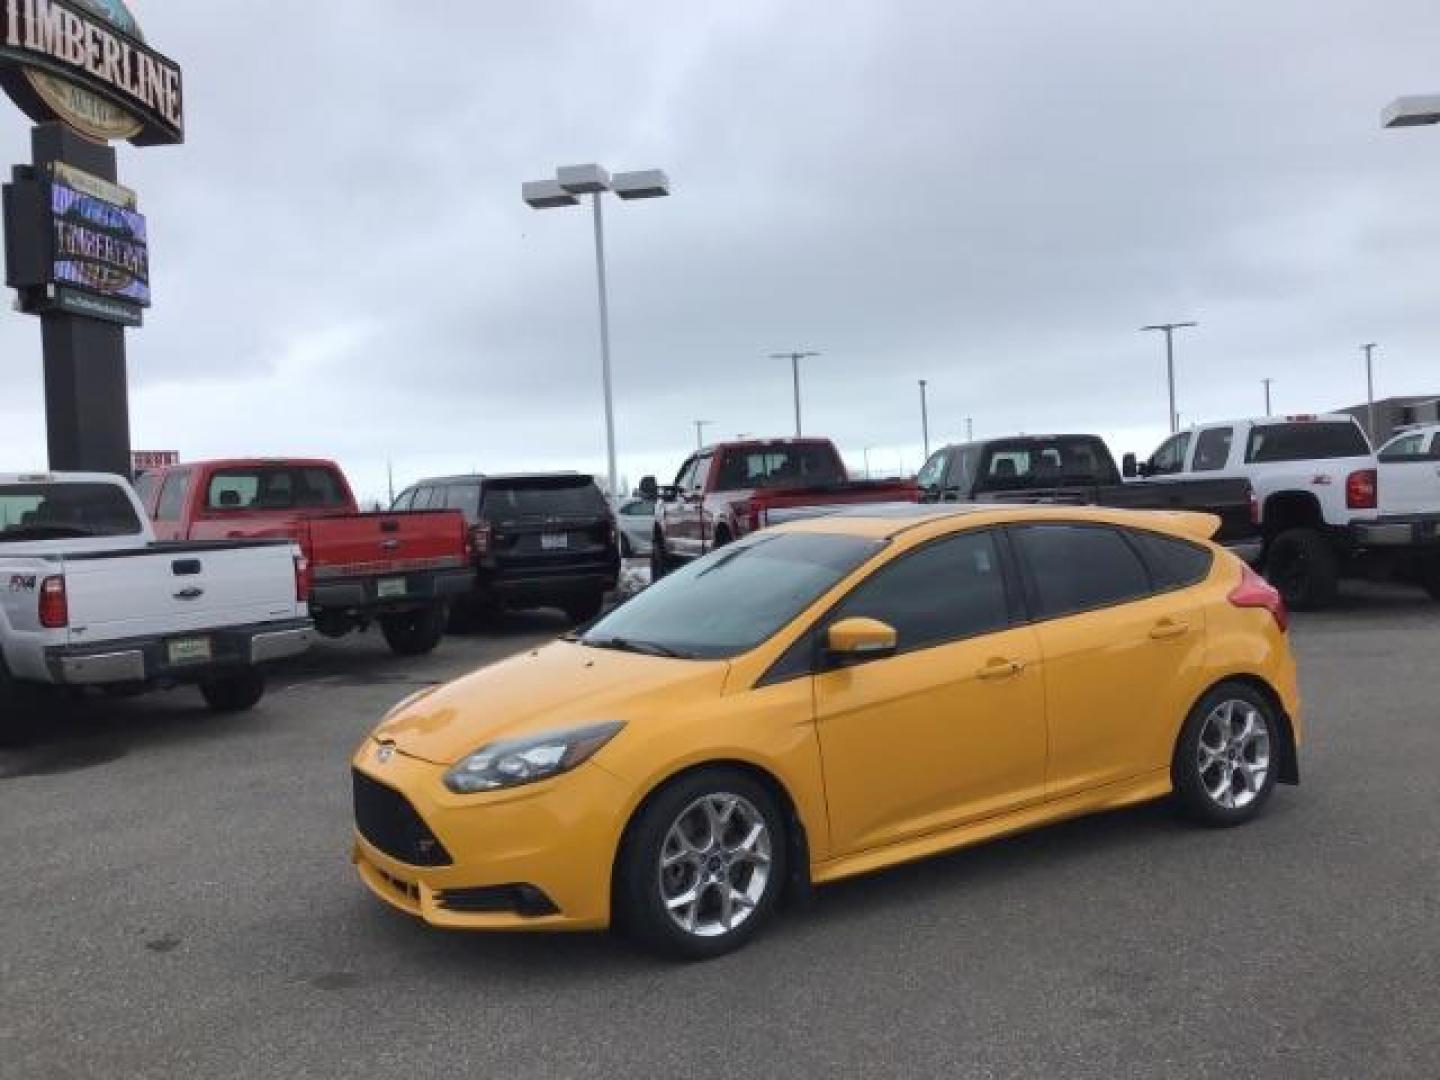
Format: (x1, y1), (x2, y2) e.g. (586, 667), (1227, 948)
(1141, 321), (1198, 434)
(693, 420), (712, 452)
(386, 459), (394, 505)
(966, 417), (974, 442)
(770, 351), (820, 436)
(919, 379), (930, 458)
(863, 447), (872, 479)
(1262, 378), (1273, 416)
(1362, 343), (1378, 442)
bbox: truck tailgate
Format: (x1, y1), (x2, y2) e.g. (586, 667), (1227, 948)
(304, 511), (468, 581)
(754, 481), (919, 526)
(60, 542), (302, 643)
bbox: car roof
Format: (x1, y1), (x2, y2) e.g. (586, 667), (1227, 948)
(772, 502), (1221, 542)
(407, 472), (591, 486)
(1182, 414), (1356, 431)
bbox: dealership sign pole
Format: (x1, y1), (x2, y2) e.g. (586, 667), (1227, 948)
(1, 0), (183, 477)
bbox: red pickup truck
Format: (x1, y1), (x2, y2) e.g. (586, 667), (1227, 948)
(134, 459), (473, 656)
(646, 437), (917, 577)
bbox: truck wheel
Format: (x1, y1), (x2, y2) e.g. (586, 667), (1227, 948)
(381, 605), (447, 657)
(199, 669), (266, 713)
(1420, 554), (1440, 601)
(0, 661), (40, 746)
(1265, 528), (1339, 611)
(650, 537), (672, 582)
(564, 592), (606, 624)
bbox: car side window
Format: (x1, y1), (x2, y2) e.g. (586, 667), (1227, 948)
(1127, 529), (1213, 591)
(1011, 524), (1152, 619)
(156, 471), (190, 520)
(674, 457), (697, 491)
(917, 450), (948, 494)
(1149, 433), (1192, 475)
(392, 487), (416, 511)
(690, 454), (714, 493)
(828, 530), (1012, 655)
(1379, 433), (1427, 462)
(1192, 428), (1233, 472)
(622, 500), (653, 516)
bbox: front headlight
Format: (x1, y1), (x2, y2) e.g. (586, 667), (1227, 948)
(443, 721), (624, 794)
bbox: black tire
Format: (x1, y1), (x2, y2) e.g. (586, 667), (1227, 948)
(199, 668), (266, 713)
(650, 535), (673, 582)
(1172, 681), (1281, 827)
(563, 592), (606, 624)
(1265, 527), (1339, 611)
(615, 767), (788, 961)
(712, 527), (732, 550)
(380, 605), (448, 657)
(1420, 553), (1440, 601)
(0, 660), (40, 746)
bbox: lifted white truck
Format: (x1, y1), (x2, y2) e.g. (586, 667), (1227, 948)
(0, 473), (314, 734)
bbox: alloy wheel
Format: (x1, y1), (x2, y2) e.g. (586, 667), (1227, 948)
(1196, 699), (1272, 810)
(657, 793), (772, 938)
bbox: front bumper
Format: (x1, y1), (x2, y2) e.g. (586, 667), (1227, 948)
(44, 618), (313, 687)
(349, 744), (630, 931)
(478, 562), (620, 603)
(1349, 515), (1440, 549)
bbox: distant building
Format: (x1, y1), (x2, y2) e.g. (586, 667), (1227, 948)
(1337, 396), (1440, 446)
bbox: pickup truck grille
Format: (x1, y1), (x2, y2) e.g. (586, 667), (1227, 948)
(352, 769), (452, 867)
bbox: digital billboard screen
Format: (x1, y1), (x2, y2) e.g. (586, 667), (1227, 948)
(49, 180), (150, 307)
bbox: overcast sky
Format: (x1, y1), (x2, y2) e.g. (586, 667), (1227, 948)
(4, 0), (1440, 503)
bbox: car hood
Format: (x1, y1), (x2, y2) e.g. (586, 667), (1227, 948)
(372, 639), (729, 765)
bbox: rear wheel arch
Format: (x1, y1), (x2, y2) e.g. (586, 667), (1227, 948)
(1181, 673), (1299, 786)
(1261, 490), (1324, 540)
(610, 758), (812, 924)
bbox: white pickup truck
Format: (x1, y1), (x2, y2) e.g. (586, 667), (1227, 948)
(1, 473), (314, 733)
(1132, 414), (1440, 608)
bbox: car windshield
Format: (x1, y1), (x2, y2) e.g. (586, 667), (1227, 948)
(0, 483), (143, 541)
(580, 532), (882, 659)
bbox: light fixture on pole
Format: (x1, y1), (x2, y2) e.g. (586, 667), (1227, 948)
(1362, 343), (1379, 442)
(1383, 94), (1440, 128)
(523, 164), (671, 499)
(1141, 321), (1198, 434)
(693, 419), (713, 452)
(919, 379), (930, 458)
(770, 351), (820, 436)
(1262, 378), (1273, 416)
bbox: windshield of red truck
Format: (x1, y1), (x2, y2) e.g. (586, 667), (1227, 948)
(712, 445), (847, 492)
(205, 467), (348, 511)
(0, 483), (143, 540)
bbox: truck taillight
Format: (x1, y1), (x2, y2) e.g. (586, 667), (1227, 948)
(39, 575), (68, 629)
(469, 522), (493, 556)
(1228, 564), (1288, 633)
(731, 499), (761, 534)
(294, 554), (311, 602)
(1345, 468), (1378, 510)
(1250, 491), (1261, 526)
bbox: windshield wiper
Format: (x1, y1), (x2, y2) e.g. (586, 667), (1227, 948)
(582, 636), (696, 659)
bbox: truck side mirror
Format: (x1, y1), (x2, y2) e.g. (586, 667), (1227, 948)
(659, 486), (679, 504)
(638, 475), (658, 500)
(1121, 453), (1138, 479)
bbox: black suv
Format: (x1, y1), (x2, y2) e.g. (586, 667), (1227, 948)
(393, 473), (619, 623)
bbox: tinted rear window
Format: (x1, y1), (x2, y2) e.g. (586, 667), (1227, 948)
(1128, 529), (1213, 591)
(712, 445), (846, 492)
(979, 439), (1112, 488)
(0, 483), (143, 540)
(206, 467), (348, 511)
(1245, 422), (1369, 463)
(482, 478), (607, 519)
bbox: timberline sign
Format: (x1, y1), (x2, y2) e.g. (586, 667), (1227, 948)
(0, 0), (183, 145)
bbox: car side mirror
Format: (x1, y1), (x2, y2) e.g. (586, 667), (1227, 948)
(638, 475), (658, 500)
(1121, 453), (1138, 479)
(825, 617), (898, 665)
(659, 486), (679, 504)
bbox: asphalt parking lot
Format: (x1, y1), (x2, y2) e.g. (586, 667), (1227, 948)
(2, 584), (1437, 1080)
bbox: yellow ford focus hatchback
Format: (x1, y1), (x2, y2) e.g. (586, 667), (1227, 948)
(352, 505), (1299, 959)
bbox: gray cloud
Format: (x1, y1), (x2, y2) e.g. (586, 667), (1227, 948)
(3, 0), (1440, 503)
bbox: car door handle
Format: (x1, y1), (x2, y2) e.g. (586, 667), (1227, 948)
(174, 587), (205, 601)
(1150, 618), (1191, 640)
(976, 658), (1025, 681)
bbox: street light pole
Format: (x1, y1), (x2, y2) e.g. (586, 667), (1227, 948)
(523, 164), (671, 500)
(919, 379), (930, 458)
(863, 447), (872, 479)
(1263, 378), (1273, 416)
(693, 419), (713, 452)
(966, 417), (974, 442)
(1362, 343), (1378, 441)
(770, 351), (820, 436)
(1141, 321), (1198, 434)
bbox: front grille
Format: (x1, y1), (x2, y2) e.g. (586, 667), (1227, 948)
(437, 884), (559, 917)
(352, 769), (452, 866)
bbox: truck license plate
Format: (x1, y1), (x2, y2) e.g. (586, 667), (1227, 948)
(167, 636), (212, 665)
(541, 533), (569, 551)
(377, 577), (408, 599)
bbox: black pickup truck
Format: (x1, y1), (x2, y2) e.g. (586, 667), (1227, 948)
(917, 435), (1261, 562)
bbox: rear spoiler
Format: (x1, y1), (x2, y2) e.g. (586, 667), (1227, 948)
(1149, 510), (1222, 542)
